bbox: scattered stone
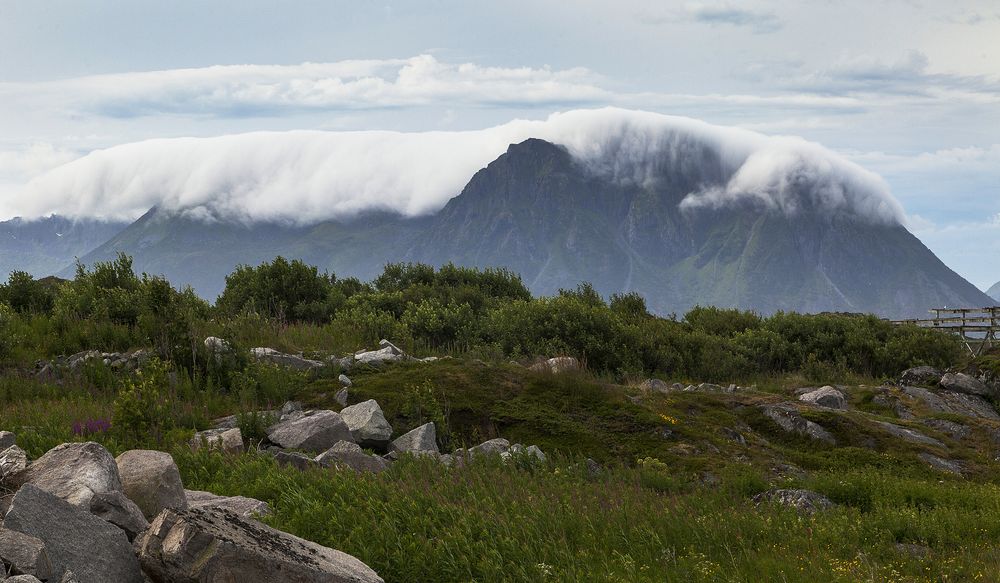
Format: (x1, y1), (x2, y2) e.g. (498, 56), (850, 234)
(923, 418), (971, 441)
(900, 366), (942, 386)
(760, 405), (836, 444)
(115, 450), (188, 521)
(10, 442), (123, 508)
(339, 400), (393, 450)
(721, 427), (747, 446)
(250, 347), (324, 371)
(335, 388), (349, 407)
(266, 410), (354, 453)
(0, 528), (53, 580)
(272, 450), (320, 471)
(4, 484), (144, 583)
(918, 452), (963, 475)
(467, 438), (511, 457)
(874, 421), (944, 447)
(339, 374), (352, 387)
(315, 441), (389, 474)
(135, 508), (384, 583)
(0, 444), (28, 481)
(697, 383), (724, 392)
(798, 386), (847, 410)
(190, 427), (245, 454)
(639, 379), (671, 394)
(88, 491), (150, 542)
(501, 444), (547, 463)
(939, 372), (994, 398)
(0, 430), (14, 450)
(185, 490), (272, 519)
(389, 422), (440, 457)
(752, 488), (834, 514)
(529, 356), (580, 374)
(354, 341), (406, 366)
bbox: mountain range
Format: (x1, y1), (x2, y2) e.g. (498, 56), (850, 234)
(2, 138), (995, 318)
(989, 281), (1000, 302)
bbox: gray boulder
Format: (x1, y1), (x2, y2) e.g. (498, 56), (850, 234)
(939, 372), (994, 398)
(0, 430), (14, 450)
(354, 346), (404, 366)
(468, 438), (511, 457)
(335, 388), (350, 407)
(752, 489), (834, 514)
(88, 491), (150, 542)
(190, 427), (245, 454)
(339, 374), (352, 387)
(0, 528), (52, 580)
(340, 400), (393, 450)
(266, 410), (354, 453)
(272, 450), (320, 471)
(923, 418), (971, 440)
(0, 444), (27, 481)
(115, 450), (188, 520)
(874, 421), (944, 447)
(250, 347), (324, 371)
(7, 576), (44, 582)
(900, 366), (942, 386)
(529, 356), (580, 374)
(798, 386), (847, 410)
(185, 490), (272, 519)
(501, 444), (547, 464)
(901, 386), (1000, 420)
(760, 405), (836, 444)
(136, 508), (384, 583)
(639, 379), (671, 395)
(389, 422), (439, 457)
(4, 484), (144, 583)
(315, 441), (389, 474)
(9, 442), (122, 508)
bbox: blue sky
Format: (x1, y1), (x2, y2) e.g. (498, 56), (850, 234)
(0, 0), (998, 288)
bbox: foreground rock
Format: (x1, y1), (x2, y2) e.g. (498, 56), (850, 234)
(136, 508), (384, 583)
(88, 491), (150, 541)
(389, 422), (439, 457)
(190, 427), (245, 454)
(10, 442), (122, 508)
(115, 450), (188, 520)
(0, 430), (14, 450)
(0, 527), (53, 580)
(340, 400), (393, 450)
(0, 444), (28, 480)
(760, 405), (836, 444)
(251, 347), (324, 371)
(798, 386), (847, 410)
(752, 489), (834, 514)
(529, 356), (580, 374)
(185, 490), (272, 519)
(266, 410), (354, 453)
(5, 485), (144, 583)
(316, 441), (390, 473)
(939, 372), (994, 398)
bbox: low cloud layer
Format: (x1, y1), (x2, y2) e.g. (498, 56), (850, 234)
(10, 108), (905, 225)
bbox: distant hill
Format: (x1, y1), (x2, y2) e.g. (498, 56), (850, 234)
(0, 216), (129, 280)
(988, 281), (1000, 302)
(60, 138), (993, 317)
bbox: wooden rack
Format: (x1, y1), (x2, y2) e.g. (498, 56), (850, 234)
(891, 307), (1000, 356)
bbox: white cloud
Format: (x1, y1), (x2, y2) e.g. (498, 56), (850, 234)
(7, 108), (904, 226)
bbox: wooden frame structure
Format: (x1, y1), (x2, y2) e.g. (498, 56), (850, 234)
(892, 307), (1000, 357)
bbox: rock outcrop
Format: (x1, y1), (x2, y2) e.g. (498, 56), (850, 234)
(760, 405), (836, 444)
(798, 386), (847, 410)
(529, 356), (580, 374)
(266, 410), (354, 453)
(250, 347), (324, 371)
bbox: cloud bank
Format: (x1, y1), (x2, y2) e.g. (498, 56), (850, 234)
(9, 108), (905, 225)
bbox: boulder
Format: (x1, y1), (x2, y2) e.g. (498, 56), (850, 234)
(136, 508), (384, 583)
(250, 347), (324, 371)
(501, 444), (547, 464)
(4, 485), (144, 583)
(190, 427), (245, 454)
(335, 388), (350, 407)
(900, 366), (942, 386)
(7, 576), (45, 582)
(639, 379), (671, 394)
(529, 356), (580, 374)
(468, 438), (511, 457)
(798, 386), (847, 410)
(389, 422), (439, 457)
(185, 490), (272, 519)
(115, 450), (188, 520)
(918, 452), (963, 475)
(923, 418), (971, 441)
(354, 346), (405, 366)
(315, 441), (389, 474)
(339, 374), (353, 387)
(266, 410), (354, 453)
(874, 421), (944, 447)
(272, 450), (320, 471)
(752, 489), (834, 514)
(760, 405), (836, 444)
(902, 386), (1000, 420)
(0, 444), (27, 481)
(9, 442), (122, 508)
(0, 430), (14, 450)
(939, 372), (994, 398)
(339, 400), (393, 450)
(88, 491), (150, 542)
(0, 528), (53, 580)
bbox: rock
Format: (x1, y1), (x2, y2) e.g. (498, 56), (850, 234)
(136, 508), (384, 583)
(315, 441), (389, 474)
(760, 405), (836, 444)
(9, 442), (122, 508)
(697, 383), (724, 392)
(918, 452), (963, 475)
(939, 372), (994, 398)
(203, 336), (231, 360)
(115, 450), (188, 520)
(339, 400), (393, 450)
(900, 366), (942, 386)
(937, 391), (1000, 420)
(529, 356), (580, 374)
(0, 445), (27, 481)
(721, 427), (747, 445)
(923, 418), (971, 440)
(266, 410), (354, 453)
(468, 438), (511, 457)
(338, 374), (352, 387)
(639, 379), (671, 394)
(7, 576), (45, 582)
(250, 347), (324, 371)
(0, 528), (53, 580)
(389, 422), (440, 457)
(0, 431), (14, 450)
(798, 386), (847, 410)
(281, 401), (304, 417)
(752, 489), (834, 514)
(272, 450), (320, 471)
(4, 484), (144, 583)
(190, 427), (245, 454)
(871, 389), (915, 419)
(354, 340), (406, 366)
(185, 490), (271, 519)
(88, 491), (150, 541)
(501, 444), (547, 464)
(335, 388), (350, 407)
(874, 421), (944, 447)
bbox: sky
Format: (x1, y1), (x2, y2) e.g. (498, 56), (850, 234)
(0, 0), (998, 289)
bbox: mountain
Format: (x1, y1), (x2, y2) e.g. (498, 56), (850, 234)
(0, 215), (129, 280)
(988, 281), (1000, 302)
(39, 139), (994, 317)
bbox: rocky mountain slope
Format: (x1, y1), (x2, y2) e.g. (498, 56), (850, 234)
(988, 281), (1000, 302)
(0, 216), (128, 280)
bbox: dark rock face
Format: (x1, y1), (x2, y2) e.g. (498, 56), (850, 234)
(135, 507), (384, 583)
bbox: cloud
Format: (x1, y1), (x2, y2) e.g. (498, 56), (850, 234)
(7, 108), (904, 226)
(2, 55), (609, 119)
(640, 2), (783, 33)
